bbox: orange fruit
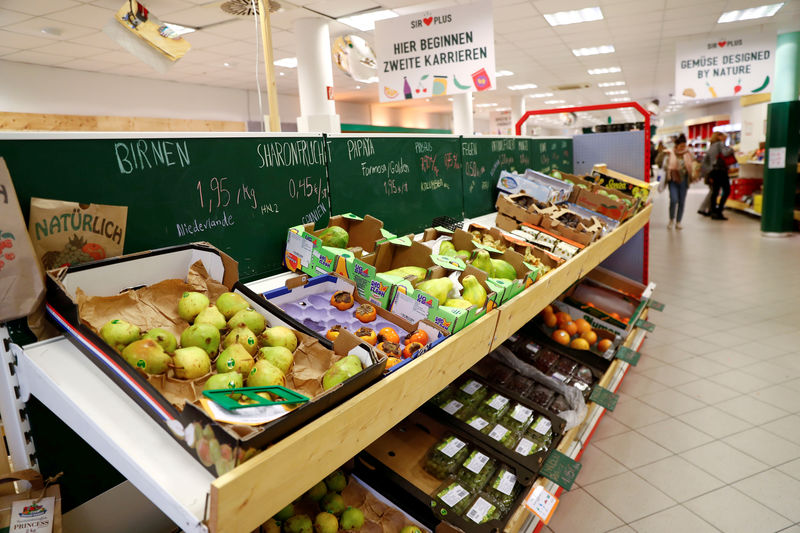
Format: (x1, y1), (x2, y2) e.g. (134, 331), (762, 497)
(555, 312), (572, 326)
(552, 329), (570, 345)
(581, 330), (597, 345)
(574, 318), (592, 335)
(385, 356), (401, 369)
(543, 311), (558, 328)
(597, 339), (613, 352)
(564, 321), (578, 336)
(543, 304), (554, 315)
(570, 338), (590, 350)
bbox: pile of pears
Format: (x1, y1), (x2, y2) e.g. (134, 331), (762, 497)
(99, 290), (300, 395)
(265, 469), (423, 533)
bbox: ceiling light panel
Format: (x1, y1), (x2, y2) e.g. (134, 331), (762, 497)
(544, 100), (565, 104)
(508, 83), (538, 90)
(718, 3), (783, 23)
(605, 90), (628, 95)
(337, 9), (398, 31)
(528, 92), (554, 98)
(598, 81), (625, 87)
(544, 7), (603, 27)
(496, 70), (514, 77)
(610, 97), (631, 102)
(274, 57), (298, 68)
(588, 67), (621, 75)
(572, 45), (614, 56)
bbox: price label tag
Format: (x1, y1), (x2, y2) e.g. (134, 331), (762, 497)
(648, 299), (665, 312)
(466, 452), (490, 474)
(440, 438), (466, 458)
(524, 486), (559, 524)
(10, 497), (56, 533)
(466, 497), (495, 523)
(286, 231), (314, 268)
(515, 438), (536, 456)
(589, 386), (619, 411)
(540, 451), (581, 491)
(391, 290), (431, 324)
(532, 416), (552, 435)
(489, 424), (509, 442)
(495, 470), (517, 495)
(488, 394), (509, 411)
(615, 345), (641, 366)
(511, 405), (533, 423)
(441, 484), (469, 507)
(468, 417), (490, 431)
(636, 319), (656, 332)
(460, 380), (482, 395)
(442, 400), (463, 415)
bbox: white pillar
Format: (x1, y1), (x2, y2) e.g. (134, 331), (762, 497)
(294, 17), (340, 133)
(451, 92), (473, 135)
(511, 95), (525, 135)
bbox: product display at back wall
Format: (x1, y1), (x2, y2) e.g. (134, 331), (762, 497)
(0, 136), (330, 281)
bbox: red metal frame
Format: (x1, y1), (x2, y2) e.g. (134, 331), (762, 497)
(515, 103), (650, 285)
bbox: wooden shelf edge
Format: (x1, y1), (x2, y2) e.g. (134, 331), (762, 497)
(208, 205), (653, 533)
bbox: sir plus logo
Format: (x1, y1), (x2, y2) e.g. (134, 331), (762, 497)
(354, 264), (370, 277)
(317, 255), (333, 269)
(434, 316), (452, 329)
(370, 280), (389, 297)
(411, 13), (452, 28)
(416, 293), (433, 306)
(707, 38), (743, 49)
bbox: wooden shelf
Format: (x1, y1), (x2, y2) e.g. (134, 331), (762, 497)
(208, 205), (653, 533)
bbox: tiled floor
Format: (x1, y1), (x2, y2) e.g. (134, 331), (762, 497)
(543, 184), (800, 533)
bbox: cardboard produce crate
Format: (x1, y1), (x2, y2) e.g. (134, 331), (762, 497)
(45, 243), (384, 477)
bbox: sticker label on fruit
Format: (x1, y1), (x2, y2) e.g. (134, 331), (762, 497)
(440, 437), (466, 457)
(443, 400), (463, 415)
(440, 484), (470, 507)
(466, 497), (495, 523)
(461, 380), (482, 395)
(496, 470), (516, 495)
(466, 451), (490, 473)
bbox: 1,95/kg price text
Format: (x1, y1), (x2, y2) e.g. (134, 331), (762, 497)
(196, 177), (278, 215)
(384, 179), (409, 196)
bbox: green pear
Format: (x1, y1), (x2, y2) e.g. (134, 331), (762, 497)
(194, 305), (226, 330)
(307, 481), (327, 502)
(227, 308), (268, 335)
(340, 507), (364, 531)
(100, 319), (140, 353)
(275, 503), (295, 522)
(284, 515), (312, 533)
(181, 323), (220, 355)
(322, 355), (362, 391)
(203, 371), (243, 393)
(224, 326), (259, 355)
(321, 493), (345, 516)
(314, 512), (338, 533)
(142, 328), (177, 353)
(121, 338), (171, 374)
(400, 527), (422, 533)
(324, 470), (347, 492)
(439, 240), (456, 256)
(258, 346), (294, 375)
(260, 326), (298, 352)
(178, 291), (209, 322)
(461, 275), (488, 307)
(471, 250), (494, 277)
(216, 344), (254, 376)
(455, 250), (471, 261)
(247, 359), (285, 387)
(264, 519), (281, 533)
(215, 292), (250, 320)
(172, 347), (211, 379)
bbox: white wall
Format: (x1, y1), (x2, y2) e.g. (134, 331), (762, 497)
(740, 102), (768, 153)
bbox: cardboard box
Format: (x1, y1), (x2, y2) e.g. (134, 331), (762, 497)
(559, 172), (639, 221)
(588, 167), (650, 202)
(482, 248), (540, 304)
(540, 210), (602, 247)
(515, 222), (585, 260)
(285, 213), (394, 278)
(497, 169), (573, 203)
(495, 194), (547, 227)
(45, 243), (384, 477)
(261, 273), (449, 373)
(390, 266), (500, 334)
(353, 236), (465, 310)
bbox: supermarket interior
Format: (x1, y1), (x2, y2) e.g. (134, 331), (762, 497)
(0, 1), (799, 532)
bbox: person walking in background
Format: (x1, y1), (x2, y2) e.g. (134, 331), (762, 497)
(704, 132), (736, 220)
(661, 134), (695, 229)
(697, 132), (726, 216)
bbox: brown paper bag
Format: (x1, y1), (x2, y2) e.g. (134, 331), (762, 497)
(27, 197), (127, 270)
(0, 158), (46, 322)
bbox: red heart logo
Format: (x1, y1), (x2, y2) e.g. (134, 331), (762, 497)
(423, 17), (433, 25)
(718, 41), (726, 47)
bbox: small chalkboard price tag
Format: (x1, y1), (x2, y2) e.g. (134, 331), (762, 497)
(589, 386), (619, 411)
(540, 451), (581, 491)
(648, 300), (665, 312)
(636, 319), (656, 332)
(615, 345), (641, 366)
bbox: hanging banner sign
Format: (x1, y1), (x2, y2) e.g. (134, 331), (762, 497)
(675, 30), (775, 101)
(374, 0), (496, 102)
(490, 109), (513, 135)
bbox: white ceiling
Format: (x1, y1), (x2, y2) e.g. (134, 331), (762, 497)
(0, 0), (799, 120)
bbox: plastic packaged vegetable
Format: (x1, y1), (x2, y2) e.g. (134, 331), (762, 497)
(425, 435), (470, 479)
(456, 450), (497, 491)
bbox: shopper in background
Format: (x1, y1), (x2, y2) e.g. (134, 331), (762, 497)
(662, 134), (695, 229)
(697, 132), (726, 216)
(704, 132), (735, 220)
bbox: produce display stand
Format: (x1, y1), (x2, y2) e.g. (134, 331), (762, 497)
(0, 206), (651, 533)
(504, 311), (652, 533)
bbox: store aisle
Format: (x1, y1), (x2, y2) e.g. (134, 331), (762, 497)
(544, 185), (800, 533)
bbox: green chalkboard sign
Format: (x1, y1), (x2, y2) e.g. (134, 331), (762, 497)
(589, 386), (619, 411)
(530, 138), (573, 175)
(615, 345), (641, 366)
(648, 300), (665, 312)
(0, 134), (330, 281)
(327, 135), (464, 235)
(636, 319), (656, 332)
(460, 136), (531, 218)
(540, 450), (582, 491)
